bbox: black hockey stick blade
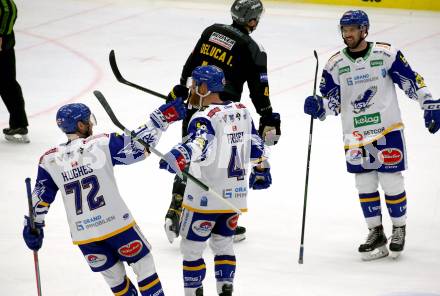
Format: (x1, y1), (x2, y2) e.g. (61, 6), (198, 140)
(109, 50), (124, 82)
(109, 50), (167, 100)
(93, 90), (126, 132)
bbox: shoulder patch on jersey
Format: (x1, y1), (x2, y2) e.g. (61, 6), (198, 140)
(207, 107), (222, 118)
(329, 51), (341, 62)
(39, 147), (58, 164)
(376, 41), (391, 46)
(375, 42), (392, 51)
(235, 103), (246, 109)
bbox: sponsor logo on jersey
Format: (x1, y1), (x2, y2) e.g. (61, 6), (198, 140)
(207, 107), (221, 118)
(352, 130), (364, 141)
(192, 220), (214, 237)
(85, 254), (107, 268)
(347, 77), (353, 86)
(381, 68), (387, 78)
(187, 194), (194, 202)
(76, 221), (84, 231)
(118, 240), (143, 257)
(353, 112), (382, 128)
(235, 103), (246, 109)
(352, 73), (379, 85)
(346, 148), (363, 165)
(200, 196), (208, 207)
(260, 73), (268, 82)
(223, 189), (233, 199)
(77, 215), (116, 230)
(339, 66), (350, 75)
(123, 213), (130, 220)
(227, 215), (239, 230)
(234, 186), (247, 198)
(209, 32), (236, 50)
(351, 86), (377, 114)
(352, 127), (386, 142)
(378, 148), (403, 165)
(370, 59), (383, 67)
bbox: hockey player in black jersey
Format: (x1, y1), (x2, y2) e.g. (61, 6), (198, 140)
(164, 0), (281, 244)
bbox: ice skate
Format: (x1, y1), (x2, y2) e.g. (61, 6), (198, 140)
(233, 226), (246, 243)
(358, 225), (389, 261)
(389, 225), (406, 259)
(3, 127), (30, 143)
(219, 284), (233, 296)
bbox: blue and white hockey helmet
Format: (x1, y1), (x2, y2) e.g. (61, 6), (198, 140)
(56, 103), (94, 134)
(340, 10), (370, 30)
(191, 65), (225, 93)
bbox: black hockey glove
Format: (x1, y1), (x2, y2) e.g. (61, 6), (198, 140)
(258, 112), (281, 145)
(166, 85), (189, 103)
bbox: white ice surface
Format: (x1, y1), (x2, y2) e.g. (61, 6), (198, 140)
(1, 1), (439, 295)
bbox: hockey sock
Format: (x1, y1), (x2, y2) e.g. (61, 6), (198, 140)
(214, 255), (236, 294)
(111, 276), (138, 295)
(359, 191), (382, 228)
(138, 273), (163, 296)
(385, 191), (407, 227)
(183, 258), (206, 291)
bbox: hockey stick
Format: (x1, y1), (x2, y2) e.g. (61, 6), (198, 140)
(298, 50), (319, 264)
(25, 178), (43, 296)
(93, 90), (242, 215)
(109, 50), (167, 100)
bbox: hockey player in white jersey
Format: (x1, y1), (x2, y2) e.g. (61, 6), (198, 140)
(22, 98), (186, 295)
(159, 65), (271, 296)
(304, 10), (440, 261)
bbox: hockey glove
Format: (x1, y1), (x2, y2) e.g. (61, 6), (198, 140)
(304, 95), (326, 120)
(150, 98), (187, 131)
(423, 99), (440, 134)
(159, 144), (192, 176)
(166, 84), (189, 103)
(249, 167), (272, 190)
(258, 112), (281, 146)
(23, 216), (44, 251)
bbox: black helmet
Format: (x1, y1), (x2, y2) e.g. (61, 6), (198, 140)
(231, 0), (264, 26)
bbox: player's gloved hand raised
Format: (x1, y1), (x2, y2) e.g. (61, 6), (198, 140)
(258, 112), (281, 145)
(22, 216), (44, 251)
(159, 144), (192, 176)
(304, 95), (326, 120)
(249, 166), (272, 190)
(166, 84), (189, 103)
(150, 98), (187, 131)
(423, 99), (440, 134)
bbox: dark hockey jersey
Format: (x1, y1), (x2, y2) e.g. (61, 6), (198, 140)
(180, 23), (272, 117)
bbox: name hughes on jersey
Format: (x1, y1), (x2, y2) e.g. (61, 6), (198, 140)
(61, 164), (94, 182)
